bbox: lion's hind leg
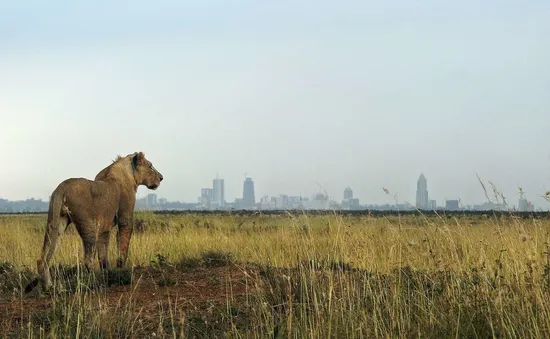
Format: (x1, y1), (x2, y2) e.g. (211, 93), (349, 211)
(37, 215), (70, 291)
(97, 231), (111, 270)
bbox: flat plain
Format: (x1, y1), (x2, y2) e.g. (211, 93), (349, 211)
(0, 211), (549, 338)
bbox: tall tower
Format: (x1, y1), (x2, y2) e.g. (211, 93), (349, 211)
(343, 187), (353, 200)
(415, 173), (429, 210)
(200, 188), (213, 209)
(212, 175), (225, 209)
(242, 177), (256, 208)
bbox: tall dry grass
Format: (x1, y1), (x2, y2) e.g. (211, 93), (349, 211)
(0, 211), (549, 337)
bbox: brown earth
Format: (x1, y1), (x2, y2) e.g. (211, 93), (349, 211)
(0, 264), (256, 337)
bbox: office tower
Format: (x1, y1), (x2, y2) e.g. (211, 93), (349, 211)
(242, 177), (256, 208)
(200, 188), (213, 209)
(343, 187), (353, 200)
(415, 173), (429, 210)
(146, 193), (157, 207)
(212, 176), (225, 209)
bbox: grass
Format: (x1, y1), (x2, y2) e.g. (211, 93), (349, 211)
(0, 211), (550, 337)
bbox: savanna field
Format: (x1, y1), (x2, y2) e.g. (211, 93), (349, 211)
(1, 211), (550, 338)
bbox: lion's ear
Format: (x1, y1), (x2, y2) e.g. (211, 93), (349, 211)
(132, 152), (145, 168)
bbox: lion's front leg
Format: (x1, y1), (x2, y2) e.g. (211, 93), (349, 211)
(116, 215), (134, 268)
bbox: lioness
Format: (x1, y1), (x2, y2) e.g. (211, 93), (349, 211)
(31, 152), (163, 292)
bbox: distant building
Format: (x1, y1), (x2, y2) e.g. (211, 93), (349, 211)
(212, 176), (225, 209)
(445, 199), (459, 211)
(233, 198), (243, 209)
(200, 188), (213, 209)
(518, 198), (534, 212)
(242, 177), (256, 209)
(429, 199), (437, 210)
(342, 187), (360, 210)
(473, 202), (507, 211)
(288, 196), (304, 209)
(259, 196), (273, 210)
(305, 193), (330, 210)
(343, 187), (353, 200)
(258, 195), (307, 210)
(342, 198), (361, 210)
(275, 195), (288, 209)
(415, 174), (429, 210)
(146, 193), (157, 207)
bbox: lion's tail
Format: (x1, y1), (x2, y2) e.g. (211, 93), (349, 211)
(26, 186), (66, 293)
(46, 186), (65, 230)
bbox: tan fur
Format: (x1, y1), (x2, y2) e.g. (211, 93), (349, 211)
(35, 152), (163, 291)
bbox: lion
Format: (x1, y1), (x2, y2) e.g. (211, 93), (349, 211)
(27, 152), (163, 292)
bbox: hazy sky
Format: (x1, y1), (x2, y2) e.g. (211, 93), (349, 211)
(1, 1), (549, 208)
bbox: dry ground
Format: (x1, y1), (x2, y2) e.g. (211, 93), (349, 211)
(0, 263), (252, 337)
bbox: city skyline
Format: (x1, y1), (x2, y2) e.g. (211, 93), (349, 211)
(148, 172), (545, 211)
(1, 170), (548, 211)
(1, 170), (545, 212)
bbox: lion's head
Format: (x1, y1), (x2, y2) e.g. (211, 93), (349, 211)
(132, 152), (163, 190)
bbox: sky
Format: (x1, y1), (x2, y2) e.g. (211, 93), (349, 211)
(1, 1), (549, 208)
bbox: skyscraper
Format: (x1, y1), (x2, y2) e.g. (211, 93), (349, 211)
(146, 193), (157, 208)
(200, 188), (213, 209)
(343, 187), (353, 200)
(212, 176), (225, 209)
(415, 173), (429, 210)
(242, 177), (256, 208)
(342, 186), (360, 210)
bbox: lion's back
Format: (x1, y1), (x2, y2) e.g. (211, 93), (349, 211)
(57, 178), (118, 214)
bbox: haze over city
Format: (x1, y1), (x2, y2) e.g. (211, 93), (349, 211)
(1, 1), (549, 208)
